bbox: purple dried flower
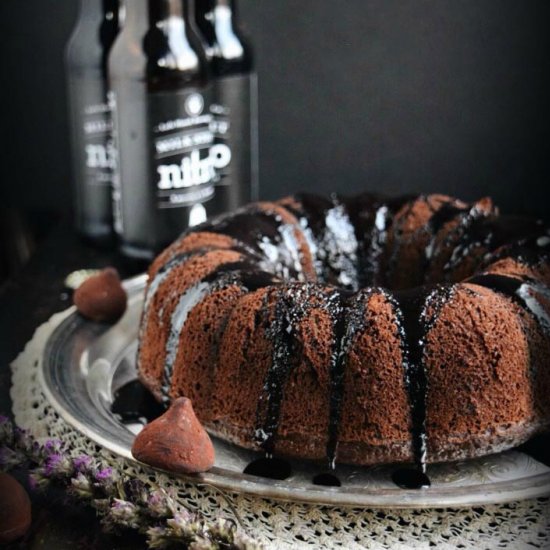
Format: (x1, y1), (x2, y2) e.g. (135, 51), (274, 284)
(168, 510), (194, 529)
(44, 453), (62, 474)
(146, 525), (172, 549)
(109, 498), (140, 529)
(43, 439), (64, 453)
(147, 490), (173, 518)
(166, 511), (201, 539)
(70, 472), (93, 498)
(95, 467), (113, 481)
(208, 517), (237, 543)
(0, 411), (262, 549)
(73, 455), (93, 472)
(28, 470), (50, 491)
(124, 478), (148, 505)
(44, 452), (73, 477)
(93, 466), (118, 498)
(38, 439), (64, 464)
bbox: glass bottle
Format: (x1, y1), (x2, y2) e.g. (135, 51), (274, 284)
(195, 0), (258, 208)
(109, 0), (216, 258)
(66, 0), (121, 242)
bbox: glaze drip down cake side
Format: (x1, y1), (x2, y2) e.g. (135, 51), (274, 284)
(136, 193), (550, 475)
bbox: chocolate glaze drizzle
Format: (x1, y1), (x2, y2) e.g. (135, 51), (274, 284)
(367, 196), (416, 287)
(313, 473), (341, 487)
(254, 286), (308, 454)
(325, 288), (375, 469)
(427, 201), (470, 236)
(389, 285), (456, 476)
(391, 467), (431, 490)
(254, 284), (373, 468)
(201, 207), (305, 281)
(243, 457), (292, 480)
(435, 214), (543, 281)
(286, 193), (359, 290)
(139, 248), (268, 372)
(342, 193), (416, 288)
(325, 291), (349, 470)
(483, 230), (550, 270)
(423, 200), (472, 269)
(435, 202), (498, 278)
(112, 380), (165, 425)
(162, 282), (212, 403)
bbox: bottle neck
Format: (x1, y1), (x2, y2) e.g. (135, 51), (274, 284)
(198, 0), (234, 11)
(196, 0), (238, 45)
(69, 0), (120, 70)
(77, 0), (99, 19)
(75, 0), (120, 30)
(124, 0), (193, 26)
(152, 0), (184, 19)
(122, 0), (149, 32)
(123, 0), (203, 46)
(196, 0), (249, 71)
(103, 0), (120, 24)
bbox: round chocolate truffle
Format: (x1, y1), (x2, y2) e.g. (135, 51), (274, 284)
(0, 472), (32, 544)
(73, 268), (127, 323)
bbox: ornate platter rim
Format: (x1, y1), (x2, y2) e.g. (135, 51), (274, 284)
(38, 274), (550, 508)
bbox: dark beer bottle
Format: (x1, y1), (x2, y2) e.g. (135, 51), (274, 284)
(109, 0), (223, 259)
(66, 0), (121, 242)
(195, 0), (258, 207)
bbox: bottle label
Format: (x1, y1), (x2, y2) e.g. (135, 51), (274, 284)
(67, 74), (115, 235)
(108, 91), (124, 235)
(151, 89), (229, 211)
(82, 102), (116, 180)
(110, 84), (227, 253)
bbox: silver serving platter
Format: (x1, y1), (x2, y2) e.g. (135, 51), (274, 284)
(40, 275), (550, 508)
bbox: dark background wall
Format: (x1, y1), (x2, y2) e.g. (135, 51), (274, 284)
(1, 0), (549, 221)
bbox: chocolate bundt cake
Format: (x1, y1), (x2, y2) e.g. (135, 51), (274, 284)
(137, 193), (550, 475)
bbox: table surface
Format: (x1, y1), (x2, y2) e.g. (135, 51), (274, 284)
(0, 221), (148, 549)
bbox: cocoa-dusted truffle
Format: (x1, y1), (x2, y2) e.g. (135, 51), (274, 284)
(0, 472), (31, 544)
(73, 268), (127, 323)
(132, 398), (215, 474)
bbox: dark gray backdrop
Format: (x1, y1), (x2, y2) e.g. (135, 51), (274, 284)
(1, 0), (549, 219)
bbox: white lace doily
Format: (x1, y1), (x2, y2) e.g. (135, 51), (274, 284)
(10, 309), (550, 550)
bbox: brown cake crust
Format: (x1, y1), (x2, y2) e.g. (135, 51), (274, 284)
(138, 249), (245, 401)
(137, 193), (550, 469)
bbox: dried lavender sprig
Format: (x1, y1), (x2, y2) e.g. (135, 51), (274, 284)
(0, 415), (263, 550)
